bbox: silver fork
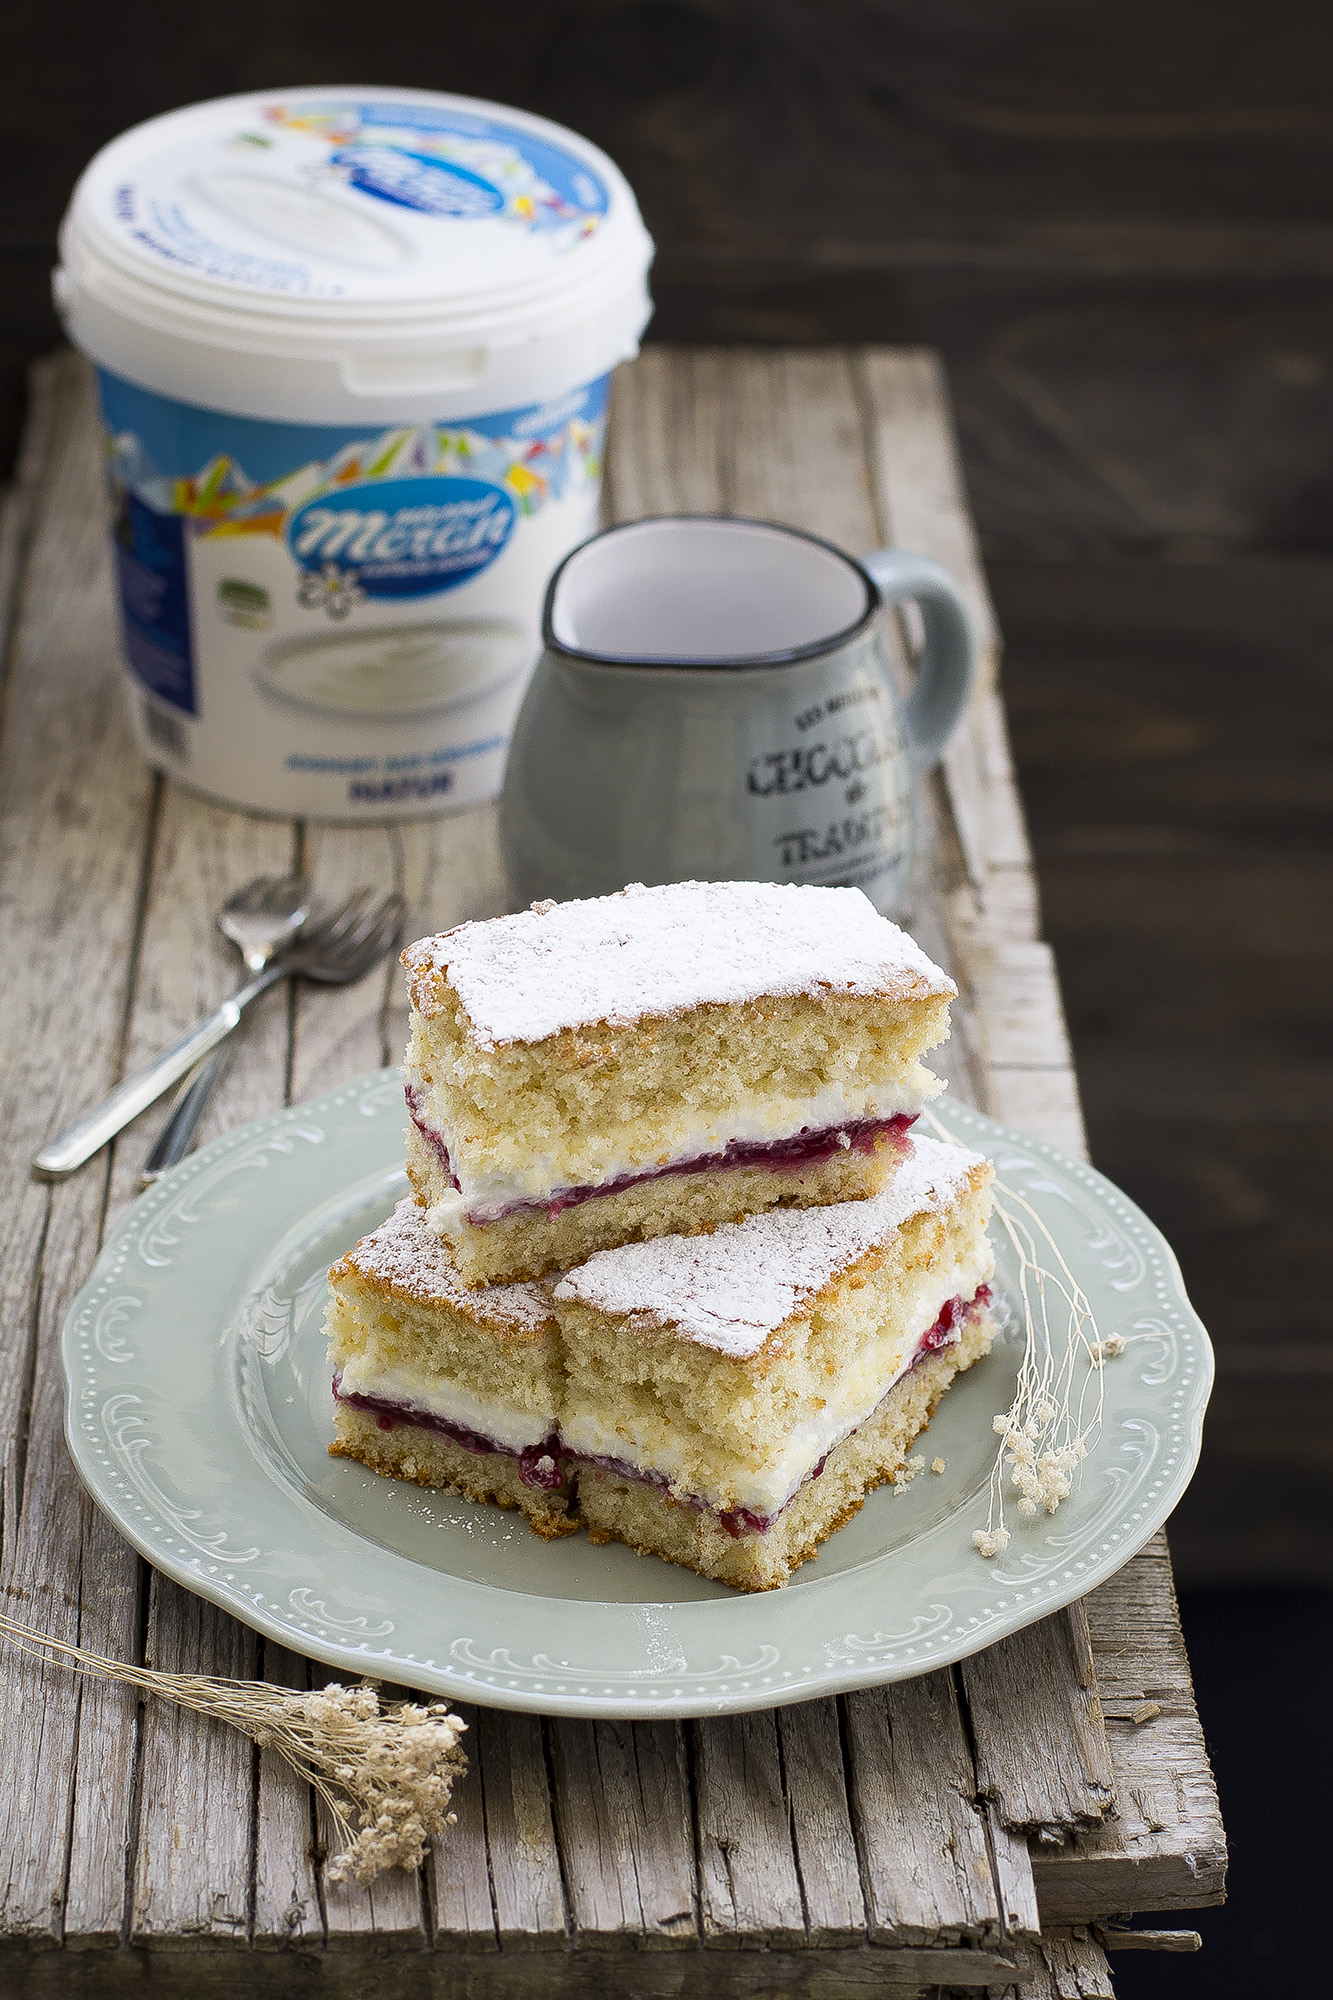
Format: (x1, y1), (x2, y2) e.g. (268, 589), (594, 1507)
(138, 873), (313, 1185)
(33, 888), (405, 1180)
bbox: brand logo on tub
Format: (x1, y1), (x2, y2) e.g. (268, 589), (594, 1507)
(286, 476), (516, 601)
(330, 146), (505, 218)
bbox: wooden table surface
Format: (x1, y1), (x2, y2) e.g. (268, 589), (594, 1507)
(0, 347), (1225, 1998)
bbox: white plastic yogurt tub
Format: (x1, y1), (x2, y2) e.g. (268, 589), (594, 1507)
(56, 88), (653, 819)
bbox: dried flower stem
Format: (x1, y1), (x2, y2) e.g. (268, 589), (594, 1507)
(0, 1610), (466, 1883)
(920, 1108), (1122, 1558)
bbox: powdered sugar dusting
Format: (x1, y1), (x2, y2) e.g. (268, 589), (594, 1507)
(402, 880), (954, 1046)
(554, 1135), (989, 1356)
(339, 1199), (555, 1334)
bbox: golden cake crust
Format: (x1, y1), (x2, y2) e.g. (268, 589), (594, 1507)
(576, 1310), (993, 1590)
(330, 1405), (577, 1539)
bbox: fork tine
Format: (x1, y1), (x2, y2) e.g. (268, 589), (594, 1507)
(301, 885), (377, 948)
(339, 896), (406, 978)
(338, 890), (405, 957)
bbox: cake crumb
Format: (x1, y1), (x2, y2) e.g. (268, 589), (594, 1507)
(931, 1457), (946, 1474)
(893, 1454), (927, 1494)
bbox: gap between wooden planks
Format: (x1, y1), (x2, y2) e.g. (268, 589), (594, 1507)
(0, 348), (1221, 1984)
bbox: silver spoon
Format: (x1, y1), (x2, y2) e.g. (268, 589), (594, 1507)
(139, 873), (313, 1185)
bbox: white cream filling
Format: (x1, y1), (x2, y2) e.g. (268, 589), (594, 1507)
(560, 1240), (995, 1517)
(335, 1356), (556, 1456)
(411, 1066), (938, 1225)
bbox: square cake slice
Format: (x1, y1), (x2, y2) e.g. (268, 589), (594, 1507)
(552, 1135), (996, 1591)
(402, 879), (956, 1286)
(326, 1198), (574, 1537)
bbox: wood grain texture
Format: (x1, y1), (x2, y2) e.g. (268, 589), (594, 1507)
(132, 1581), (257, 1945)
(102, 768), (295, 1950)
(0, 1940), (1036, 1997)
(548, 1717), (696, 1947)
(0, 352), (153, 1946)
(426, 1704), (498, 1948)
(1033, 1534), (1227, 1922)
(469, 1708), (566, 1950)
(251, 1646), (321, 1949)
(318, 1786), (427, 1950)
(693, 1710), (807, 1946)
(1024, 1929), (1116, 2000)
(859, 346), (1001, 895)
(842, 1674), (1001, 1947)
(961, 1609), (1117, 1840)
(778, 1699), (868, 1947)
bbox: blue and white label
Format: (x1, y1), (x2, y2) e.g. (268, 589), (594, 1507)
(287, 476), (517, 604)
(95, 368), (610, 817)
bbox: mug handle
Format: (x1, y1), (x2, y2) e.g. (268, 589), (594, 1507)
(860, 548), (977, 770)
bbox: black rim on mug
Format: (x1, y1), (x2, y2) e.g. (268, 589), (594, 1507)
(541, 514), (881, 670)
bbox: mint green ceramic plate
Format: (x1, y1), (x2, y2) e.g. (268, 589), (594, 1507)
(61, 1071), (1212, 1718)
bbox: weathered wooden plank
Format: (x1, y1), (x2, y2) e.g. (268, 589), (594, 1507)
(604, 346), (735, 520)
(1034, 1532), (1227, 1922)
(0, 1938), (1036, 1997)
(961, 1609), (1117, 1839)
(978, 689), (1040, 876)
(969, 938), (1076, 1073)
(252, 1645), (322, 1949)
(1022, 1929), (1116, 2000)
(855, 349), (1001, 679)
(984, 1809), (1043, 1945)
(726, 348), (884, 554)
(427, 1704), (497, 1948)
(692, 1710), (807, 1946)
(778, 1699), (868, 1947)
(131, 1578), (257, 1945)
(0, 351), (155, 1948)
(547, 1717), (696, 1947)
(0, 1211), (141, 1948)
(470, 1708), (566, 1950)
(857, 346), (1003, 899)
(318, 1673), (429, 1951)
(58, 1526), (142, 1948)
(842, 1673), (1000, 1947)
(318, 1799), (426, 1949)
(98, 779), (298, 1946)
(984, 1065), (1089, 1160)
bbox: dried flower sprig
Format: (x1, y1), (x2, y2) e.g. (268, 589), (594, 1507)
(0, 1610), (466, 1882)
(919, 1108), (1125, 1560)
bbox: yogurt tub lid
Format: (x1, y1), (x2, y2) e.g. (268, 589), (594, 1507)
(58, 87), (653, 393)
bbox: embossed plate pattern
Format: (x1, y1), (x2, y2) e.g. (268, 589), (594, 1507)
(62, 1071), (1212, 1718)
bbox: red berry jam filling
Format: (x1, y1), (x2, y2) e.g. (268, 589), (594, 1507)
(404, 1078), (916, 1224)
(338, 1285), (991, 1530)
(333, 1373), (564, 1491)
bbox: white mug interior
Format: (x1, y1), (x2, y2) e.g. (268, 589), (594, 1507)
(548, 517), (873, 663)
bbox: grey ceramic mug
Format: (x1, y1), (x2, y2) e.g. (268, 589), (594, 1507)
(499, 515), (975, 916)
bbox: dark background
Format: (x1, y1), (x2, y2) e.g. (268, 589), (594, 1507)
(3, 4), (1331, 1987)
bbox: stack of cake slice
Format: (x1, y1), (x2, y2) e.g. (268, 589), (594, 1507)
(327, 879), (996, 1590)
